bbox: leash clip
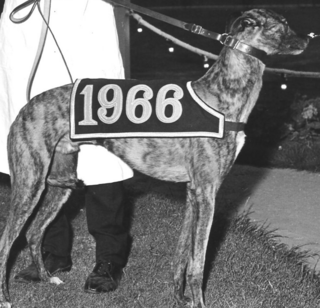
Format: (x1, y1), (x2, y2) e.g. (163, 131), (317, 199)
(219, 33), (240, 49)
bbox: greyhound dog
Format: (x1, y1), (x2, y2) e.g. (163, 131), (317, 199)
(0, 9), (309, 308)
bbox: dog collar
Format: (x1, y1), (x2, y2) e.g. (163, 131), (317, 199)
(219, 33), (267, 62)
(224, 121), (245, 132)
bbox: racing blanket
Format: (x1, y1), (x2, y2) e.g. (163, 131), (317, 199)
(70, 78), (236, 140)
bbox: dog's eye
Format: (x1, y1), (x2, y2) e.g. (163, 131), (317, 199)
(242, 18), (256, 28)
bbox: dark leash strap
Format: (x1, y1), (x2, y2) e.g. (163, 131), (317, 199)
(10, 0), (52, 102)
(105, 0), (267, 62)
(9, 0), (40, 23)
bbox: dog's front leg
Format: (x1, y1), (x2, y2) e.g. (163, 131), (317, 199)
(173, 182), (194, 306)
(187, 182), (218, 308)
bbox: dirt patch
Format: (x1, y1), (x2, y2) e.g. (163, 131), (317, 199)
(218, 164), (320, 271)
(127, 164), (320, 272)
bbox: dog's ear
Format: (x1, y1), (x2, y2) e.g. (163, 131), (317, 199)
(225, 11), (243, 33)
(227, 12), (260, 34)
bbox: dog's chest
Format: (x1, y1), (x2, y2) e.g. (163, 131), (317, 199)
(214, 130), (246, 163)
(235, 131), (246, 158)
(70, 78), (229, 140)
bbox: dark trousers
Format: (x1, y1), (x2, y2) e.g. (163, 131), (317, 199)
(43, 209), (71, 257)
(43, 181), (128, 267)
(85, 181), (128, 266)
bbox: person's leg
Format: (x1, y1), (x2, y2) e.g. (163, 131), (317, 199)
(84, 181), (128, 293)
(15, 210), (72, 282)
(42, 210), (72, 257)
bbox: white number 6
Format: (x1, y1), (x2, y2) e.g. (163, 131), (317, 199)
(156, 84), (183, 123)
(126, 84), (153, 124)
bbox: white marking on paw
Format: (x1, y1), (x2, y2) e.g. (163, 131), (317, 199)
(49, 277), (64, 285)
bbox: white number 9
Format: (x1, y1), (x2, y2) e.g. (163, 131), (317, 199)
(97, 84), (123, 124)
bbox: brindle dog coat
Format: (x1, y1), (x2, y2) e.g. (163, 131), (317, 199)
(0, 9), (309, 308)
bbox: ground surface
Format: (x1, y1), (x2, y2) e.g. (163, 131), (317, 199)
(1, 163), (320, 274)
(137, 163), (320, 272)
(216, 164), (320, 272)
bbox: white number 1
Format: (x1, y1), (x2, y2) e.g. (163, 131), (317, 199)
(78, 85), (98, 126)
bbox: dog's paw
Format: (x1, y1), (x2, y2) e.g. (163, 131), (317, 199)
(174, 295), (193, 307)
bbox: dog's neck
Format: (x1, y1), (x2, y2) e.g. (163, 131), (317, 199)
(192, 47), (266, 123)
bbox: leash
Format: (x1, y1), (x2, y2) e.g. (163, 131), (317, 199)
(10, 0), (73, 101)
(11, 0), (52, 102)
(105, 0), (267, 62)
(9, 0), (40, 23)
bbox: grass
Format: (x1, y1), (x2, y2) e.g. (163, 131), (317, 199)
(1, 177), (320, 308)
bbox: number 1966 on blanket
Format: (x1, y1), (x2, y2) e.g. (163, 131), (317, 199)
(70, 78), (224, 139)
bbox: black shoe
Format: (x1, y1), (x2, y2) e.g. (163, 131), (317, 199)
(84, 261), (123, 294)
(14, 252), (72, 282)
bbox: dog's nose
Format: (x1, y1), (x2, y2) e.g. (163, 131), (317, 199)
(308, 32), (319, 39)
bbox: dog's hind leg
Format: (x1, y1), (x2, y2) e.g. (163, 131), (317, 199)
(0, 154), (48, 306)
(26, 151), (79, 281)
(0, 137), (74, 305)
(26, 186), (73, 281)
(0, 85), (75, 306)
(173, 182), (194, 306)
